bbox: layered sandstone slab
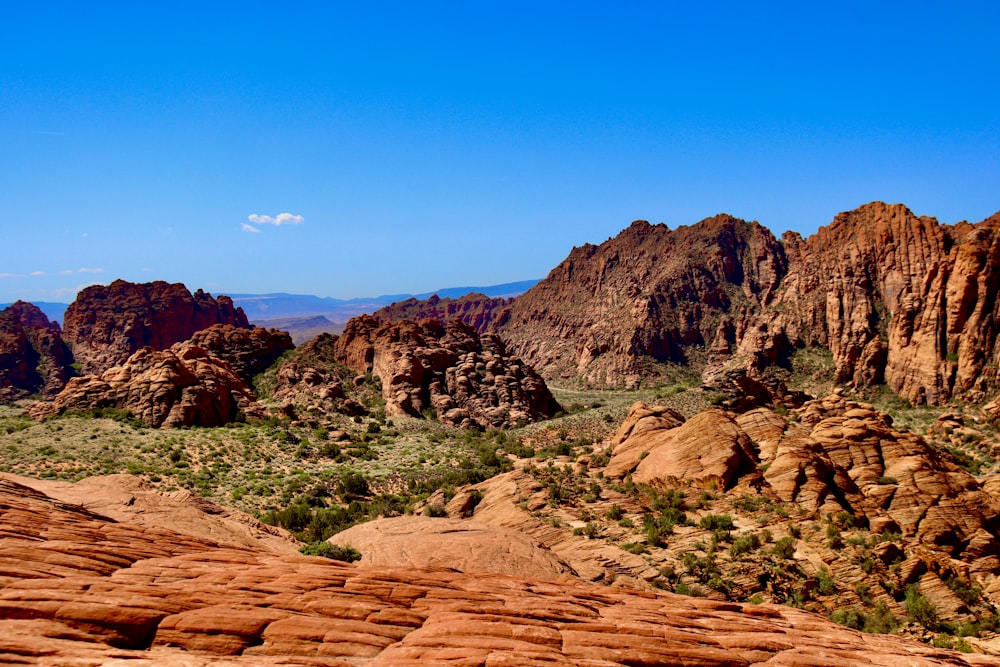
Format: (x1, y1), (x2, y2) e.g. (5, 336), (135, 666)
(328, 515), (576, 579)
(1, 476), (994, 666)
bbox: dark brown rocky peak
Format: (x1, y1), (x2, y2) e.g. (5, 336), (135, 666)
(4, 300), (59, 331)
(371, 292), (513, 333)
(334, 315), (560, 428)
(495, 214), (787, 388)
(62, 279), (251, 375)
(0, 302), (73, 401)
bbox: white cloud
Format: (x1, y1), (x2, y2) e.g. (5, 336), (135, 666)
(241, 223), (262, 233)
(247, 212), (304, 227)
(274, 212), (304, 225)
(30, 271), (45, 276)
(0, 273), (20, 279)
(60, 268), (103, 275)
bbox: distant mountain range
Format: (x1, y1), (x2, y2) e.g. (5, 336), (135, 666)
(2, 279), (539, 328)
(228, 280), (539, 322)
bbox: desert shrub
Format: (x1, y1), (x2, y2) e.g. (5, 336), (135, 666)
(905, 585), (939, 630)
(944, 572), (982, 606)
(299, 541), (362, 562)
(621, 542), (648, 555)
(826, 523), (844, 549)
(816, 567), (836, 595)
(733, 494), (768, 512)
(729, 533), (761, 559)
(699, 514), (734, 532)
(771, 536), (796, 560)
(337, 471), (371, 499)
(424, 503), (447, 518)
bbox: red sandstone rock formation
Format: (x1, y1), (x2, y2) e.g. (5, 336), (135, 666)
(31, 340), (264, 427)
(62, 280), (250, 375)
(2, 472), (300, 555)
(492, 203), (1000, 405)
(270, 332), (369, 420)
(333, 315), (560, 428)
(1, 476), (995, 666)
(0, 301), (73, 401)
(747, 203), (1000, 405)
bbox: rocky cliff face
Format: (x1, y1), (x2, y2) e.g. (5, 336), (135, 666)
(743, 203), (1000, 405)
(494, 203), (1000, 404)
(333, 315), (560, 428)
(62, 280), (250, 375)
(0, 301), (73, 401)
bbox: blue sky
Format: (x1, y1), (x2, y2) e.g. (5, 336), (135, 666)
(2, 1), (997, 303)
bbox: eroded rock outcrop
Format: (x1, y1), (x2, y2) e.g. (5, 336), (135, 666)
(609, 394), (1000, 577)
(0, 301), (73, 401)
(2, 473), (299, 555)
(186, 324), (293, 386)
(62, 280), (250, 375)
(2, 476), (993, 666)
(742, 203), (1000, 405)
(30, 340), (263, 427)
(333, 315), (560, 428)
(270, 332), (369, 420)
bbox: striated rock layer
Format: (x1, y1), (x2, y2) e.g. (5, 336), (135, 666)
(491, 203), (1000, 404)
(0, 301), (73, 401)
(1, 476), (995, 666)
(62, 280), (250, 375)
(333, 315), (560, 428)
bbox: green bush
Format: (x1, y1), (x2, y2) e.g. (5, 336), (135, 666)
(299, 541), (362, 562)
(905, 584), (939, 630)
(424, 503), (447, 517)
(771, 536), (796, 559)
(699, 514), (734, 531)
(729, 533), (761, 559)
